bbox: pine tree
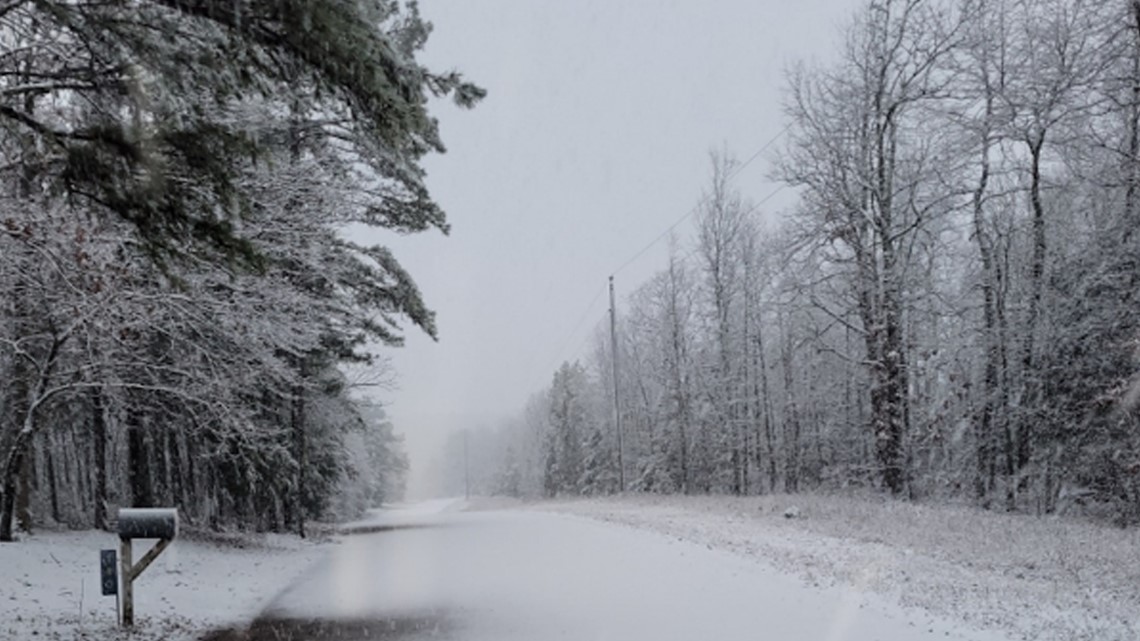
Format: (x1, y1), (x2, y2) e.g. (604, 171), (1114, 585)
(0, 1), (477, 540)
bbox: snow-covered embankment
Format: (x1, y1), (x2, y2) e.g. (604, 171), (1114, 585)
(543, 494), (1140, 641)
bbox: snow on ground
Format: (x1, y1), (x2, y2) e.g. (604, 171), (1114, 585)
(338, 498), (466, 533)
(263, 507), (1009, 641)
(0, 527), (328, 641)
(540, 493), (1140, 641)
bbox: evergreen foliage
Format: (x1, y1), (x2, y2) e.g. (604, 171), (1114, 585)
(0, 1), (481, 540)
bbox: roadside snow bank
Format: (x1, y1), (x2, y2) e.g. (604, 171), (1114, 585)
(542, 494), (1140, 641)
(0, 528), (327, 641)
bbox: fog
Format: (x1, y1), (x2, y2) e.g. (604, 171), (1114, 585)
(352, 0), (861, 497)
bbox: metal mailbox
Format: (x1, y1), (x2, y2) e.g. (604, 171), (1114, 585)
(115, 507), (179, 627)
(117, 508), (179, 540)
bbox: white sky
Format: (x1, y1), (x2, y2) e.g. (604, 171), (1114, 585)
(352, 0), (862, 496)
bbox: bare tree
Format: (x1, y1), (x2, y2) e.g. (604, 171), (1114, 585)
(696, 151), (749, 493)
(778, 0), (963, 493)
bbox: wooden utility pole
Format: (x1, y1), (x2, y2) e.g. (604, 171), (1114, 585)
(609, 276), (626, 492)
(463, 430), (470, 500)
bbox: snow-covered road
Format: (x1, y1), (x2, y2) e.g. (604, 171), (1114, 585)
(238, 504), (1008, 641)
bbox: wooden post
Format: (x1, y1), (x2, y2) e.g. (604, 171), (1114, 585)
(115, 508), (178, 628)
(119, 538), (133, 627)
(118, 538), (174, 627)
(129, 538), (172, 580)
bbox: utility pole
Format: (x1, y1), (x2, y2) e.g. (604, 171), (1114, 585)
(463, 430), (470, 500)
(609, 276), (626, 492)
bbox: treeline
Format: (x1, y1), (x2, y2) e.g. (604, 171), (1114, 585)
(455, 0), (1140, 524)
(0, 2), (480, 540)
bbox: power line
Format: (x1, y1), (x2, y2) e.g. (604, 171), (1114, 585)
(539, 125), (793, 381)
(541, 282), (607, 374)
(674, 183), (789, 269)
(610, 122), (792, 277)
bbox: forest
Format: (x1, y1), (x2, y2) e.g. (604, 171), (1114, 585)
(0, 1), (481, 541)
(448, 0), (1140, 525)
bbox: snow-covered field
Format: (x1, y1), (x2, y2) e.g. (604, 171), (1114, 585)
(541, 494), (1140, 641)
(0, 528), (328, 641)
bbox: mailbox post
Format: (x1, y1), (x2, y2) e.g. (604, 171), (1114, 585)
(117, 508), (178, 627)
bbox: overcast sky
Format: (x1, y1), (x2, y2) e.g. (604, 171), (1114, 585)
(353, 0), (862, 496)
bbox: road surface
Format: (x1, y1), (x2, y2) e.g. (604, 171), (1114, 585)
(204, 502), (1007, 641)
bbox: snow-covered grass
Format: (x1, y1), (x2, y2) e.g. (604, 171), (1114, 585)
(540, 493), (1140, 641)
(0, 527), (328, 641)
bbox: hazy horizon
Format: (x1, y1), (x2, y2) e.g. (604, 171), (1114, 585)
(353, 0), (862, 498)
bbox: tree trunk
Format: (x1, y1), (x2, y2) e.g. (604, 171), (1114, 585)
(169, 429), (184, 514)
(970, 85), (999, 507)
(1125, 0), (1140, 239)
(1011, 135), (1047, 510)
(756, 321), (778, 493)
(0, 430), (34, 541)
(46, 435), (60, 524)
(666, 253), (691, 495)
(780, 319), (801, 494)
(293, 381), (307, 538)
(127, 408), (154, 508)
(92, 387), (108, 529)
(877, 285), (907, 495)
(16, 449), (33, 534)
(1, 333), (64, 540)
